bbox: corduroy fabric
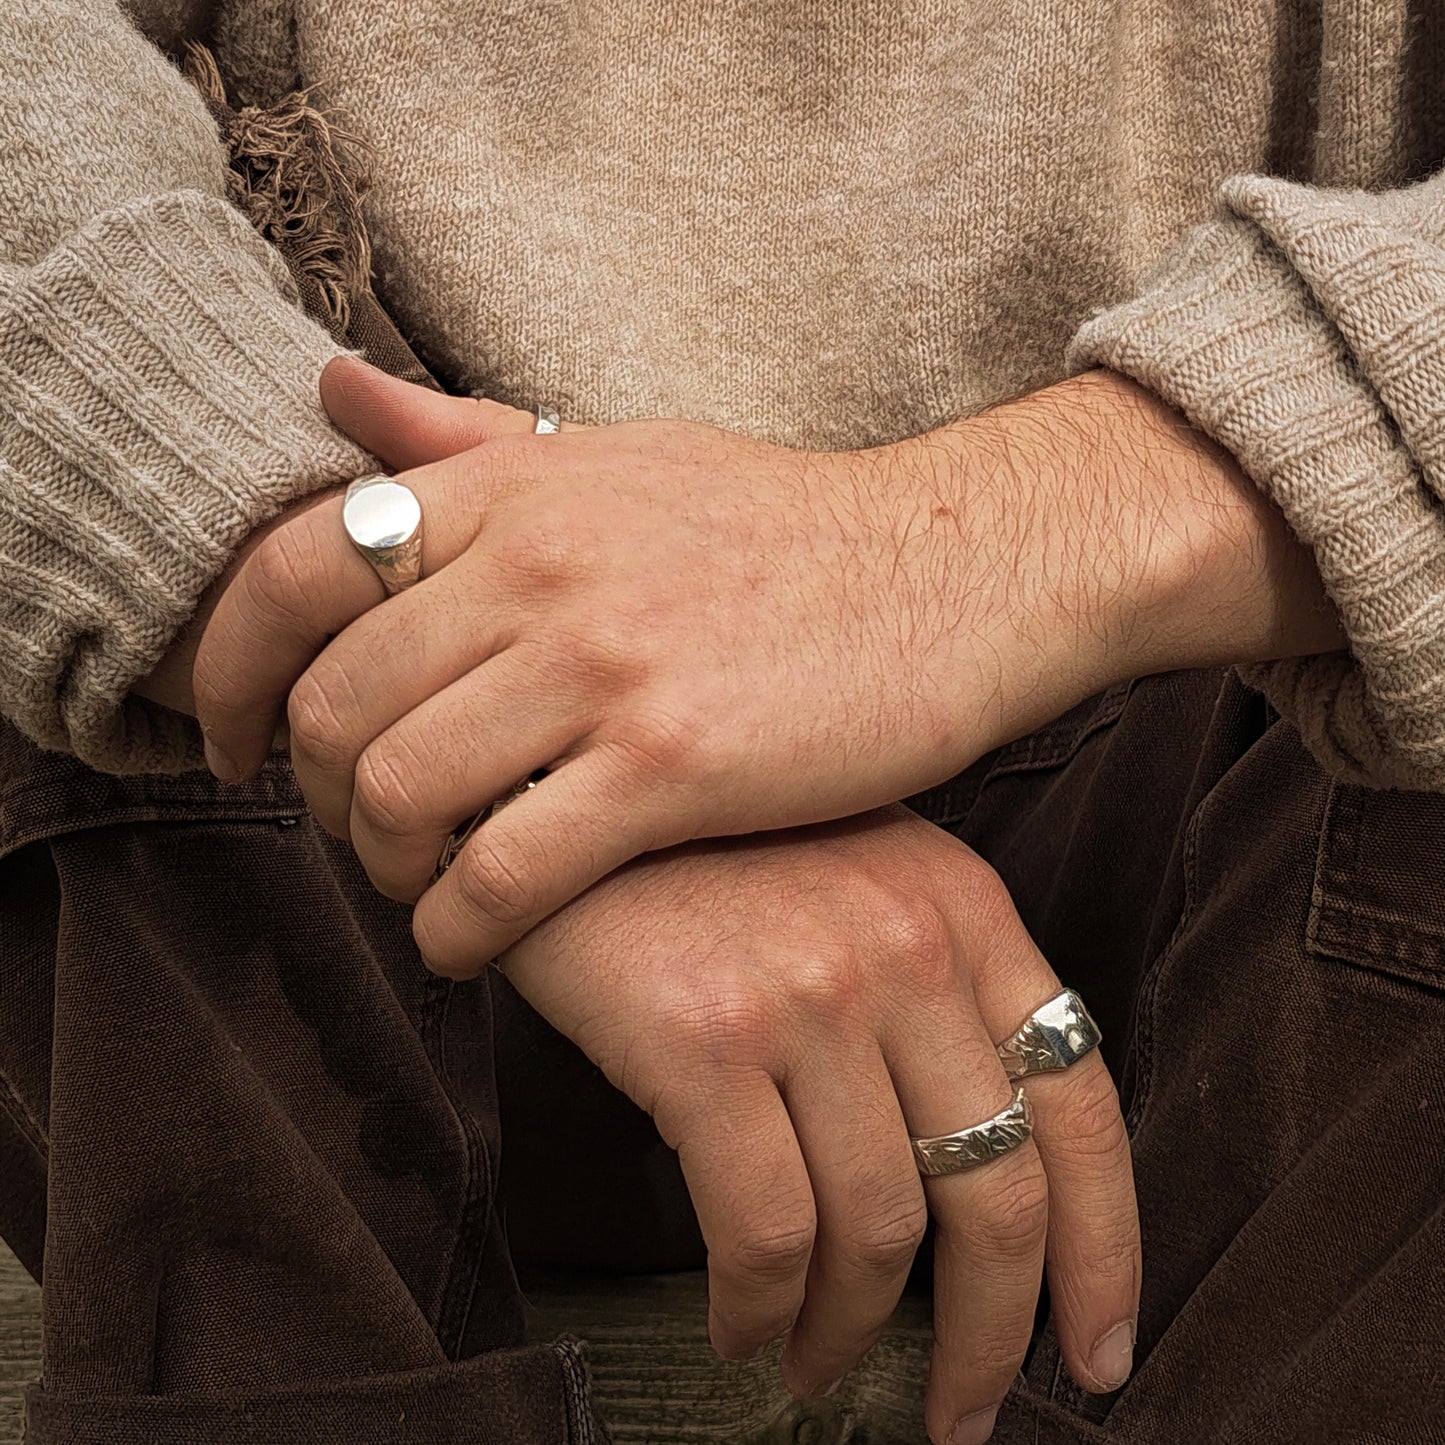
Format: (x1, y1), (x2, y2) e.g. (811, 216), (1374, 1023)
(3, 674), (1442, 1441)
(0, 718), (613, 1442)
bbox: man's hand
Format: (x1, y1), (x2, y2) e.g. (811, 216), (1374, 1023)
(190, 358), (1343, 973)
(131, 387), (552, 717)
(496, 805), (1140, 1445)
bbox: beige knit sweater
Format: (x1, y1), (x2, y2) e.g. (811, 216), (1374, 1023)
(4, 1), (1445, 788)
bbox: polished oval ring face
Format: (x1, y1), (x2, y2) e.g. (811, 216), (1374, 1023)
(343, 476), (422, 551)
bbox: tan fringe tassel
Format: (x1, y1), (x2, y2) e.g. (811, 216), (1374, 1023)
(182, 42), (373, 332)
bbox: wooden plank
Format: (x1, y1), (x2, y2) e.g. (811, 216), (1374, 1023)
(0, 1244), (39, 1445)
(521, 1267), (932, 1443)
(0, 1246), (933, 1443)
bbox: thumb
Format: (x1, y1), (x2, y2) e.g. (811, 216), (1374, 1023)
(319, 354), (543, 470)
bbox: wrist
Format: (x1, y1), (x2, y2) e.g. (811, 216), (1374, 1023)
(870, 370), (1345, 768)
(955, 370), (1344, 697)
(1045, 370), (1345, 675)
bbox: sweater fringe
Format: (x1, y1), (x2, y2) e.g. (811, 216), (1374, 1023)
(181, 42), (372, 333)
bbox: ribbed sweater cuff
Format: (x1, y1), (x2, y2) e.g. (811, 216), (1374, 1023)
(1068, 177), (1445, 791)
(0, 190), (369, 774)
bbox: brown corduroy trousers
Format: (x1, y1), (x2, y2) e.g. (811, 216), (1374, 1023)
(0, 669), (1441, 1443)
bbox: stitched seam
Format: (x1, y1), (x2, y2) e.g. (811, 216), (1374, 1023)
(0, 803), (307, 863)
(555, 1337), (604, 1445)
(1311, 900), (1445, 953)
(420, 974), (495, 1359)
(0, 1067), (47, 1160)
(988, 684), (1133, 780)
(1308, 783), (1442, 987)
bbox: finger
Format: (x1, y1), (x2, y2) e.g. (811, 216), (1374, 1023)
(285, 555), (517, 836)
(1018, 1052), (1139, 1396)
(411, 748), (678, 975)
(196, 428), (592, 779)
(320, 355), (580, 471)
(343, 646), (597, 900)
(320, 356), (534, 467)
(194, 458), (494, 778)
(929, 848), (1143, 1405)
(884, 971), (1048, 1445)
(778, 1042), (927, 1398)
(192, 491), (387, 779)
(658, 1075), (815, 1362)
(953, 880), (1141, 1400)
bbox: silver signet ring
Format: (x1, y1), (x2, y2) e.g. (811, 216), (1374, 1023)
(996, 988), (1102, 1080)
(343, 475), (424, 594)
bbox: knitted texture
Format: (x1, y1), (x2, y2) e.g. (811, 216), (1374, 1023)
(1, 1), (365, 771)
(6, 0), (1445, 783)
(0, 194), (366, 771)
(1070, 174), (1445, 789)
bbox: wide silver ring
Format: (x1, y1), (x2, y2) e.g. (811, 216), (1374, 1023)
(431, 774), (543, 884)
(996, 989), (1102, 1080)
(535, 404), (561, 434)
(343, 474), (423, 594)
(910, 1087), (1033, 1177)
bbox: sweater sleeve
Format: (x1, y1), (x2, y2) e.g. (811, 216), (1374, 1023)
(0, 1), (369, 774)
(1068, 171), (1445, 792)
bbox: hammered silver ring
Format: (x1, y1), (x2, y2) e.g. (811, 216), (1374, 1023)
(996, 989), (1102, 1080)
(910, 1087), (1034, 1177)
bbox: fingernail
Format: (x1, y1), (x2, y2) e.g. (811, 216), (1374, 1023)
(203, 736), (242, 784)
(1090, 1320), (1135, 1390)
(948, 1405), (999, 1445)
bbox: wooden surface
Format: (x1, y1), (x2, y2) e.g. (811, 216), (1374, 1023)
(0, 1245), (39, 1445)
(0, 1243), (933, 1443)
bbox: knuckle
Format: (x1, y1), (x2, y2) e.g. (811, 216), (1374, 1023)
(248, 526), (325, 622)
(780, 944), (865, 1023)
(1057, 1065), (1129, 1165)
(965, 1330), (1030, 1386)
(503, 518), (594, 588)
(606, 703), (703, 788)
(846, 1194), (929, 1275)
(665, 987), (777, 1070)
(1083, 1227), (1143, 1293)
(286, 671), (356, 772)
(873, 899), (954, 991)
(725, 1212), (817, 1286)
(540, 620), (646, 696)
(351, 742), (430, 841)
(451, 832), (534, 929)
(962, 858), (1016, 926)
(968, 1158), (1050, 1261)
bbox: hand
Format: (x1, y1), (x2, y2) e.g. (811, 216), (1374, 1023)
(192, 358), (1342, 974)
(132, 488), (348, 719)
(496, 805), (1140, 1445)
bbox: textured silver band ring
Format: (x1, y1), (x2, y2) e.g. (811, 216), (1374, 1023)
(535, 404), (561, 434)
(910, 1087), (1033, 1177)
(996, 989), (1102, 1080)
(343, 474), (423, 595)
(431, 774), (543, 884)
